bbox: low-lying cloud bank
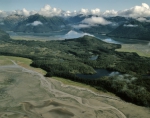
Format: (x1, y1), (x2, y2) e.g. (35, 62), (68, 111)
(73, 17), (112, 29)
(0, 22), (4, 25)
(0, 3), (150, 19)
(123, 24), (138, 27)
(26, 21), (43, 26)
(73, 24), (91, 29)
(82, 17), (112, 25)
(119, 3), (150, 18)
(137, 17), (150, 22)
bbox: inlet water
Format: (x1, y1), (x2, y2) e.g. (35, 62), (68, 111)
(77, 69), (113, 79)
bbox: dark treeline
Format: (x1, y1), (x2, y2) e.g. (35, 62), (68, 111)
(46, 71), (150, 107)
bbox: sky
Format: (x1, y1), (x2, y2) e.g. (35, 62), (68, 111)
(0, 0), (150, 19)
(0, 0), (150, 12)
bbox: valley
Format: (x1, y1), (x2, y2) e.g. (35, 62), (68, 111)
(0, 2), (150, 117)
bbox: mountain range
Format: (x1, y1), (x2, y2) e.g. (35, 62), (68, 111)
(108, 20), (150, 40)
(0, 14), (26, 31)
(14, 14), (71, 33)
(0, 13), (150, 40)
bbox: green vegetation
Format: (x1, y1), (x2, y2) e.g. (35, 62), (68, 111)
(69, 16), (128, 34)
(93, 75), (150, 107)
(0, 29), (10, 41)
(0, 34), (150, 107)
(0, 56), (13, 65)
(0, 56), (46, 75)
(10, 35), (52, 41)
(116, 44), (150, 57)
(108, 20), (150, 41)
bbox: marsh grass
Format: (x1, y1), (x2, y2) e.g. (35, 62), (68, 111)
(0, 56), (46, 75)
(116, 44), (150, 57)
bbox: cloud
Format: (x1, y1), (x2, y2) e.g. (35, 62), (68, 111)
(0, 10), (10, 18)
(12, 5), (63, 17)
(109, 72), (120, 76)
(78, 8), (101, 16)
(76, 3), (150, 18)
(38, 4), (62, 17)
(0, 4), (62, 18)
(31, 21), (43, 26)
(61, 30), (94, 39)
(142, 3), (149, 9)
(103, 10), (118, 17)
(73, 24), (91, 29)
(0, 22), (4, 25)
(22, 8), (30, 16)
(123, 24), (138, 27)
(103, 38), (121, 44)
(82, 17), (112, 25)
(137, 17), (150, 22)
(1, 3), (150, 20)
(12, 8), (35, 16)
(91, 8), (101, 15)
(79, 9), (89, 15)
(118, 3), (150, 18)
(64, 11), (71, 16)
(63, 10), (78, 17)
(73, 17), (112, 29)
(26, 21), (43, 26)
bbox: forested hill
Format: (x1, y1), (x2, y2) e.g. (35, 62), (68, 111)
(66, 35), (120, 50)
(0, 29), (10, 40)
(108, 20), (150, 41)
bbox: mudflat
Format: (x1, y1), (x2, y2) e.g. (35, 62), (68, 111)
(0, 57), (150, 118)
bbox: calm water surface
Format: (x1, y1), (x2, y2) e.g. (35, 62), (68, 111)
(77, 69), (113, 79)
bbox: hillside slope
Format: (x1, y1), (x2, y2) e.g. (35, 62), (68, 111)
(0, 29), (10, 40)
(108, 20), (150, 40)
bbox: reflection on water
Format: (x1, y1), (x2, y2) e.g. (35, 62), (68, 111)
(7, 30), (94, 41)
(89, 55), (98, 60)
(7, 29), (69, 36)
(77, 69), (120, 79)
(94, 33), (149, 44)
(103, 38), (121, 44)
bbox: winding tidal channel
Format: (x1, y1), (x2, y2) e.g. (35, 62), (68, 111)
(0, 60), (149, 118)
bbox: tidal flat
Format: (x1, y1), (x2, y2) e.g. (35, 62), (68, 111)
(0, 56), (150, 118)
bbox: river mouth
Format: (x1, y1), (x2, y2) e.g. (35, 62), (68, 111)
(77, 69), (119, 79)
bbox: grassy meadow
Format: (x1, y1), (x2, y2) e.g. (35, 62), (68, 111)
(116, 44), (150, 57)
